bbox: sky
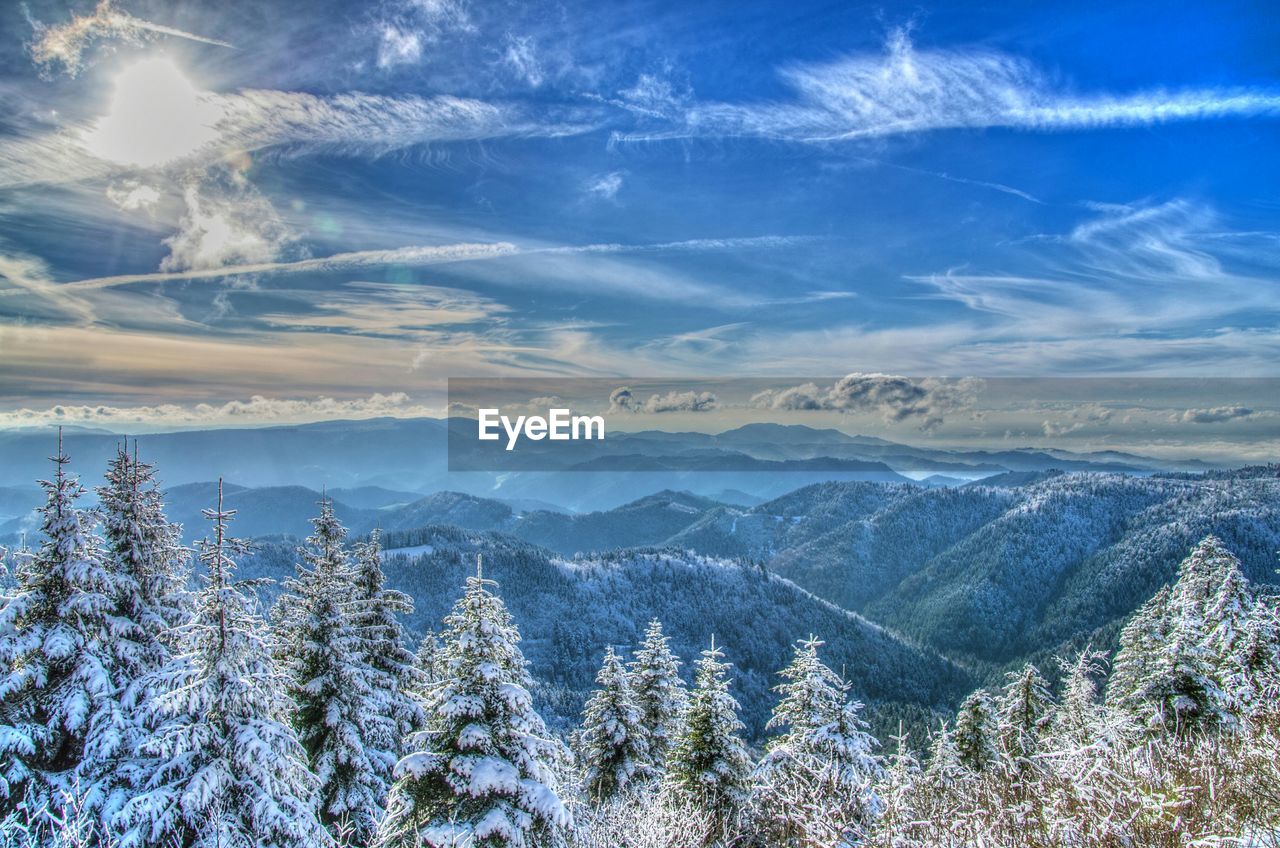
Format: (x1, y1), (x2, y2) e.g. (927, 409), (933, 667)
(0, 0), (1278, 454)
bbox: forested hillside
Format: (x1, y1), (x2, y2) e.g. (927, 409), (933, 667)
(236, 527), (969, 741)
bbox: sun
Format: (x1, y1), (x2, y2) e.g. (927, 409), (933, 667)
(82, 55), (224, 168)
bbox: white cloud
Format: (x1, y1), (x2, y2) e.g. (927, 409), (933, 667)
(584, 171), (625, 201)
(502, 35), (544, 86)
(751, 373), (981, 431)
(30, 0), (234, 76)
(609, 387), (719, 414)
(0, 392), (437, 429)
(161, 169), (295, 272)
(1176, 406), (1255, 424)
(0, 85), (590, 189)
(615, 28), (1280, 143)
(105, 179), (161, 211)
(377, 25), (424, 68)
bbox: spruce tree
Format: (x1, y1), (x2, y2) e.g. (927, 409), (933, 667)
(752, 638), (883, 845)
(351, 530), (424, 762)
(997, 663), (1053, 767)
(114, 480), (330, 848)
(97, 443), (190, 671)
(1107, 585), (1173, 718)
(1110, 538), (1239, 732)
(95, 443), (192, 823)
(1051, 648), (1108, 747)
(378, 557), (569, 848)
(666, 637), (752, 835)
(0, 437), (133, 818)
(627, 618), (686, 771)
(578, 646), (651, 802)
(953, 691), (998, 774)
(274, 497), (389, 842)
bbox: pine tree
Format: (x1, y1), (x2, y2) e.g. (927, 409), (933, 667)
(351, 530), (425, 763)
(997, 663), (1053, 768)
(273, 497), (389, 842)
(114, 480), (331, 848)
(922, 721), (963, 788)
(666, 637), (752, 836)
(1110, 538), (1239, 732)
(1204, 551), (1272, 721)
(1051, 648), (1108, 747)
(1107, 585), (1173, 718)
(378, 557), (569, 848)
(95, 443), (193, 823)
(953, 691), (998, 774)
(578, 646), (651, 802)
(752, 637), (883, 845)
(412, 630), (444, 708)
(876, 726), (921, 840)
(0, 436), (133, 818)
(627, 618), (686, 771)
(97, 442), (190, 671)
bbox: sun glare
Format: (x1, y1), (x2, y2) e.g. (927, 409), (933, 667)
(82, 55), (224, 168)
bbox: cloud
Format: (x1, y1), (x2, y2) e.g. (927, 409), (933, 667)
(751, 372), (980, 431)
(585, 171), (625, 201)
(614, 28), (1280, 143)
(0, 86), (590, 189)
(374, 0), (472, 69)
(377, 25), (424, 68)
(30, 0), (234, 76)
(609, 387), (719, 414)
(0, 392), (436, 429)
(25, 235), (812, 307)
(502, 35), (544, 86)
(105, 179), (161, 211)
(161, 168), (295, 272)
(1176, 406), (1255, 424)
(258, 281), (507, 338)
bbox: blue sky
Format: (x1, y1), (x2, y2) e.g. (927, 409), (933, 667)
(0, 0), (1278, 441)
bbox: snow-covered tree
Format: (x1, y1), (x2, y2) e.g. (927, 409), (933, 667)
(94, 444), (192, 823)
(953, 691), (998, 774)
(875, 726), (920, 842)
(97, 443), (190, 671)
(665, 637), (752, 836)
(114, 481), (331, 848)
(351, 530), (424, 761)
(378, 558), (570, 848)
(412, 630), (444, 708)
(997, 663), (1053, 767)
(922, 721), (963, 788)
(627, 619), (686, 773)
(0, 438), (133, 818)
(1110, 538), (1237, 732)
(751, 637), (883, 846)
(578, 646), (651, 803)
(1051, 648), (1108, 747)
(273, 497), (389, 842)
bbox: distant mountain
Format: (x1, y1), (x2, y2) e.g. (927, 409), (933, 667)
(0, 418), (1219, 513)
(329, 485), (424, 509)
(235, 528), (971, 742)
(162, 483), (376, 542)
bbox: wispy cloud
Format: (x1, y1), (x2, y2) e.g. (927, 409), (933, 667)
(584, 170), (625, 201)
(614, 29), (1280, 143)
(0, 86), (590, 189)
(17, 235), (814, 305)
(30, 0), (234, 76)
